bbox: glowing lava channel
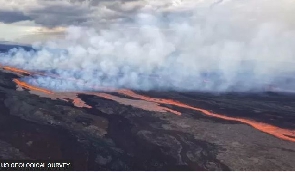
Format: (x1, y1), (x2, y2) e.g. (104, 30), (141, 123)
(4, 65), (179, 115)
(13, 79), (54, 94)
(2, 65), (295, 142)
(117, 89), (295, 142)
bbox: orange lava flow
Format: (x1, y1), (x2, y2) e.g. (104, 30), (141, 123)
(12, 79), (92, 109)
(72, 97), (92, 108)
(4, 65), (295, 142)
(90, 92), (181, 115)
(13, 79), (54, 95)
(117, 89), (295, 142)
(2, 66), (32, 75)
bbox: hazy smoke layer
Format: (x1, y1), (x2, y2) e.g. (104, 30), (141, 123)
(1, 3), (295, 92)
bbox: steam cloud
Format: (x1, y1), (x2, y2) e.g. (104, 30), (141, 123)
(1, 2), (295, 92)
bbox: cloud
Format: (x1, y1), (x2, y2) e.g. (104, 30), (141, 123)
(0, 0), (217, 28)
(28, 4), (90, 27)
(1, 0), (295, 92)
(0, 0), (137, 27)
(1, 1), (295, 92)
(0, 0), (92, 27)
(0, 11), (32, 24)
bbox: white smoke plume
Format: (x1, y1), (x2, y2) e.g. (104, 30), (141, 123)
(1, 0), (295, 92)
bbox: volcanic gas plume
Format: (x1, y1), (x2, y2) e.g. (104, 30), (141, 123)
(1, 1), (295, 92)
(2, 65), (295, 142)
(1, 1), (295, 142)
(3, 65), (180, 114)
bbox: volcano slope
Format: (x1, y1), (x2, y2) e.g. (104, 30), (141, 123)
(0, 49), (295, 171)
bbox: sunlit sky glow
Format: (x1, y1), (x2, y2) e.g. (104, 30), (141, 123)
(0, 0), (295, 44)
(1, 0), (295, 93)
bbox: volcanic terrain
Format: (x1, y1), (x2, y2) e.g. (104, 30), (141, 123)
(0, 45), (295, 170)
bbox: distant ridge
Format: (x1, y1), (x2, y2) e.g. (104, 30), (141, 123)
(0, 42), (32, 52)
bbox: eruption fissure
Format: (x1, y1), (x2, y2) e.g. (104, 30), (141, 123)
(1, 1), (295, 143)
(6, 65), (180, 114)
(4, 65), (295, 142)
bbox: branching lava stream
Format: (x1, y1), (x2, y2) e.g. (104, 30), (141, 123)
(2, 64), (295, 142)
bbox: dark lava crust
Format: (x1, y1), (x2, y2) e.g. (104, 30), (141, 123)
(0, 69), (295, 170)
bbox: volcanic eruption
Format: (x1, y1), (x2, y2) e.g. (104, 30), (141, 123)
(1, 0), (295, 170)
(1, 1), (295, 143)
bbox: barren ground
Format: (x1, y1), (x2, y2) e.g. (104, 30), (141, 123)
(0, 68), (295, 170)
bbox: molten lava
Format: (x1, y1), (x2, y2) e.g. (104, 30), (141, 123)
(90, 92), (181, 115)
(2, 66), (32, 75)
(72, 97), (92, 108)
(13, 79), (53, 95)
(117, 89), (295, 142)
(3, 65), (295, 142)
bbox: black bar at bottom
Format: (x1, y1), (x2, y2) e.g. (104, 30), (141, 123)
(0, 160), (73, 171)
